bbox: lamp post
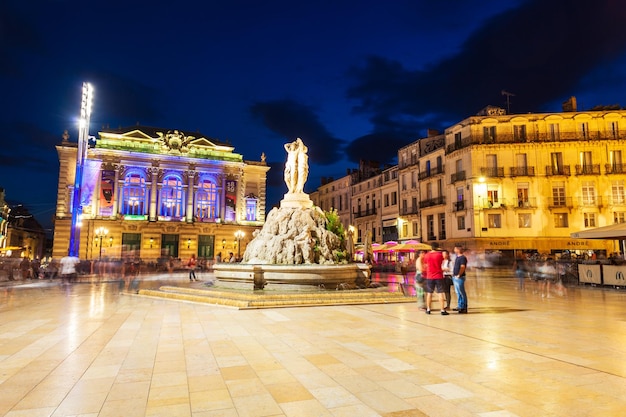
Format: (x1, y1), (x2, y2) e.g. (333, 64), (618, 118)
(69, 82), (94, 257)
(234, 230), (245, 260)
(95, 227), (109, 260)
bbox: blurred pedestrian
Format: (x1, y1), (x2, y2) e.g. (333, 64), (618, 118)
(59, 252), (80, 284)
(414, 251), (426, 310)
(441, 250), (453, 310)
(423, 242), (448, 315)
(452, 245), (468, 313)
(188, 254), (198, 281)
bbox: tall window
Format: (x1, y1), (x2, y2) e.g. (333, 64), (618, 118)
(584, 213), (596, 228)
(160, 174), (184, 218)
(121, 171), (147, 215)
(426, 182), (433, 200)
(609, 121), (619, 139)
(391, 191), (397, 205)
(516, 153), (527, 168)
(552, 182), (566, 206)
(195, 178), (218, 220)
(438, 213), (446, 239)
(612, 181), (625, 205)
(580, 122), (590, 139)
(549, 123), (560, 140)
(245, 198), (258, 221)
(581, 181), (596, 205)
(436, 156), (442, 172)
(551, 152), (564, 174)
(454, 132), (462, 147)
(487, 214), (501, 228)
(427, 215), (435, 240)
(513, 125), (527, 141)
(580, 151), (592, 168)
(457, 216), (465, 230)
(483, 126), (496, 142)
(425, 160), (431, 177)
(554, 213), (569, 228)
(614, 212), (626, 224)
(611, 150), (622, 172)
(518, 213), (531, 228)
(517, 183), (529, 207)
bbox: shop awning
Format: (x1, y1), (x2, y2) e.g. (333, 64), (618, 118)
(570, 223), (626, 240)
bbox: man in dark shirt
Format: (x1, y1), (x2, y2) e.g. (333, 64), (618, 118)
(452, 245), (468, 313)
(423, 242), (448, 315)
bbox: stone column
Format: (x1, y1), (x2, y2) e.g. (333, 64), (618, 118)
(149, 167), (159, 221)
(111, 164), (121, 218)
(186, 170), (196, 223)
(220, 175), (227, 222)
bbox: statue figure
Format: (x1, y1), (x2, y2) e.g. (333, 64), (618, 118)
(295, 138), (308, 193)
(283, 138), (309, 194)
(261, 152), (266, 162)
(284, 141), (298, 193)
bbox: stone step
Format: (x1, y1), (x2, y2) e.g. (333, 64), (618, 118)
(138, 285), (415, 309)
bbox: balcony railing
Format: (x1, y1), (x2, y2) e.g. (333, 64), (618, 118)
(514, 197), (537, 209)
(577, 196), (603, 207)
(420, 196), (446, 208)
(438, 232), (447, 240)
(480, 167), (505, 178)
(418, 165), (445, 180)
(608, 196), (626, 206)
(477, 198), (510, 209)
(545, 165), (571, 176)
(510, 166), (536, 177)
(606, 163), (626, 174)
(353, 208), (377, 218)
(451, 171), (466, 183)
(547, 197), (573, 208)
(575, 164), (601, 175)
(400, 206), (419, 216)
(445, 132), (626, 155)
(452, 200), (466, 212)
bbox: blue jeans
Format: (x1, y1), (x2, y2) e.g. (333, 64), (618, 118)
(453, 276), (467, 310)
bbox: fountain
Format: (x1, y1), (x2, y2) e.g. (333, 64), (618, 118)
(213, 138), (371, 290)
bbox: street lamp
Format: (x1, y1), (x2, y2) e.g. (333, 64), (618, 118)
(234, 230), (245, 260)
(95, 227), (109, 260)
(69, 82), (94, 257)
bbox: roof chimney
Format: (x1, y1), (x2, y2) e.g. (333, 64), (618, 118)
(562, 96), (577, 112)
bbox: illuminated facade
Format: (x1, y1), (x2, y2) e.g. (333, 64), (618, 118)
(310, 175), (351, 231)
(397, 106), (626, 257)
(53, 126), (269, 261)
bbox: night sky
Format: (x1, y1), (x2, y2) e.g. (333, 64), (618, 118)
(2, 0), (626, 232)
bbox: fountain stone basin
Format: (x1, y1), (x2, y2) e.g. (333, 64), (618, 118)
(213, 262), (371, 290)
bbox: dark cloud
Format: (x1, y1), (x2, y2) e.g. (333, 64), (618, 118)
(250, 99), (345, 166)
(348, 0), (626, 132)
(82, 71), (163, 128)
(345, 132), (413, 165)
(0, 121), (59, 171)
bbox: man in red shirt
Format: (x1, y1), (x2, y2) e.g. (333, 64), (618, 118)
(422, 242), (448, 315)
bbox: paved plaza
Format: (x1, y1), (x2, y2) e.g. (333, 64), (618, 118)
(1, 268), (626, 416)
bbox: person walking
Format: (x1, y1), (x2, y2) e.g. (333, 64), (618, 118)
(414, 251), (426, 310)
(452, 245), (468, 313)
(59, 252), (80, 285)
(441, 250), (453, 310)
(423, 242), (448, 315)
(188, 254), (198, 281)
(514, 252), (526, 291)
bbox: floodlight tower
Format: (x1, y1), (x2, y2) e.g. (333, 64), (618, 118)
(68, 82), (94, 257)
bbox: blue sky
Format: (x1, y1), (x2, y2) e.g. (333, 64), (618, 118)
(1, 0), (626, 231)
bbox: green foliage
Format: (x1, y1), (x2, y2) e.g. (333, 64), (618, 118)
(324, 208), (345, 245)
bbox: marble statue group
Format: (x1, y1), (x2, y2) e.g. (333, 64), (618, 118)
(284, 138), (308, 194)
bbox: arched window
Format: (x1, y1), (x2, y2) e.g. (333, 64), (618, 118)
(121, 171), (147, 215)
(245, 197), (258, 221)
(195, 177), (219, 220)
(160, 174), (184, 218)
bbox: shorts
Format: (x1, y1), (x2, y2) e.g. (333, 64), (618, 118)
(425, 278), (444, 293)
